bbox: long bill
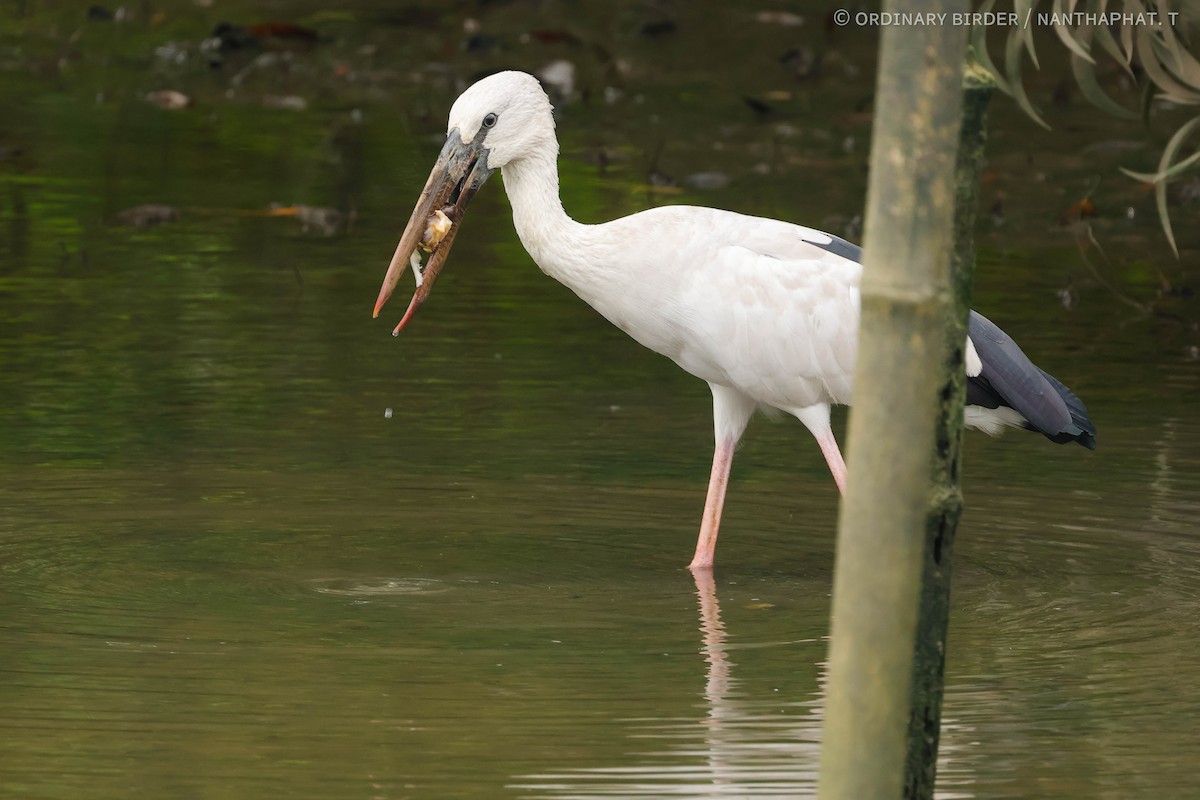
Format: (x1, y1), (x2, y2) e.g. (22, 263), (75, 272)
(372, 129), (494, 334)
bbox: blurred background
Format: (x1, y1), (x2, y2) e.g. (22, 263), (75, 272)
(1, 2), (1198, 798)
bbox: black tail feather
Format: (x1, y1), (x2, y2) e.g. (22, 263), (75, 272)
(1038, 369), (1097, 450)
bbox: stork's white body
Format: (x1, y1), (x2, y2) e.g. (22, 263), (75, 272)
(380, 71), (1095, 570)
(504, 140), (864, 567)
(510, 183), (861, 412)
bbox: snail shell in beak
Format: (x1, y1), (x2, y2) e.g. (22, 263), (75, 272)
(419, 209), (454, 254)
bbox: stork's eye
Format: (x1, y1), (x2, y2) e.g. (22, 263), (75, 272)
(482, 113), (498, 129)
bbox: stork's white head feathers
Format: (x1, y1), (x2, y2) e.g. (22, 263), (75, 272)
(447, 71), (557, 169)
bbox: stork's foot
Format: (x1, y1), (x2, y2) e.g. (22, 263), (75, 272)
(689, 521), (718, 570)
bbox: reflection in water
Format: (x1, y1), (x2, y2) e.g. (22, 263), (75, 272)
(509, 571), (993, 800)
(689, 568), (823, 796)
(1150, 416), (1199, 546)
(1147, 413), (1200, 606)
(512, 570), (824, 798)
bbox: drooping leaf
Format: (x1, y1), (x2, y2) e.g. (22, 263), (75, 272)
(1091, 15), (1134, 74)
(1005, 24), (1051, 129)
(1050, 0), (1096, 64)
(1156, 10), (1200, 88)
(1117, 0), (1136, 64)
(1121, 148), (1200, 184)
(1138, 27), (1200, 104)
(1121, 116), (1200, 184)
(970, 0), (1013, 96)
(980, 1), (1200, 256)
(1119, 115), (1200, 257)
(1014, 0), (1040, 69)
(1071, 52), (1140, 118)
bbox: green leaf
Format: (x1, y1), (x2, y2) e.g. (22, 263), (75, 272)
(1079, 0), (1134, 76)
(1121, 149), (1200, 184)
(1005, 25), (1050, 129)
(1121, 116), (1200, 184)
(1156, 12), (1200, 89)
(1014, 0), (1040, 69)
(970, 0), (1013, 96)
(1122, 115), (1200, 257)
(1050, 0), (1095, 64)
(1138, 27), (1200, 105)
(1071, 52), (1139, 119)
(1092, 20), (1134, 74)
(1117, 2), (1135, 65)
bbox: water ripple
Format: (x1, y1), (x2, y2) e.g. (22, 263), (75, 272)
(305, 576), (452, 597)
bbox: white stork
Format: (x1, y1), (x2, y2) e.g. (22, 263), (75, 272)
(372, 71), (1096, 570)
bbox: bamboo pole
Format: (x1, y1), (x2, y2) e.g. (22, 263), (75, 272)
(904, 63), (995, 800)
(817, 4), (971, 799)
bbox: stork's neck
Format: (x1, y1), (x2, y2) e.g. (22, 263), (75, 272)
(501, 147), (608, 297)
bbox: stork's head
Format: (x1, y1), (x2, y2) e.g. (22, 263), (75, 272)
(448, 71), (556, 169)
(372, 72), (555, 332)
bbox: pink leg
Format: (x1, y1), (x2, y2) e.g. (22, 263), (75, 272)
(813, 427), (847, 495)
(793, 405), (847, 496)
(689, 436), (736, 571)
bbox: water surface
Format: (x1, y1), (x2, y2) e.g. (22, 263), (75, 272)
(2, 2), (1199, 798)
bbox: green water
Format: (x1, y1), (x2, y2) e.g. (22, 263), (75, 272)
(2, 2), (1199, 798)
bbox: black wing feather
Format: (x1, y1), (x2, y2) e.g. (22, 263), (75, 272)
(803, 233), (863, 263)
(1036, 368), (1097, 449)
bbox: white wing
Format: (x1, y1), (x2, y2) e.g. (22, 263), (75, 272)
(581, 207), (862, 411)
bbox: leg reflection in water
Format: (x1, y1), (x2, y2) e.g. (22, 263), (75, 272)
(510, 570), (825, 798)
(691, 568), (823, 795)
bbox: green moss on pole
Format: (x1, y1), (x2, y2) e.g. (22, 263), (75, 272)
(903, 64), (995, 800)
